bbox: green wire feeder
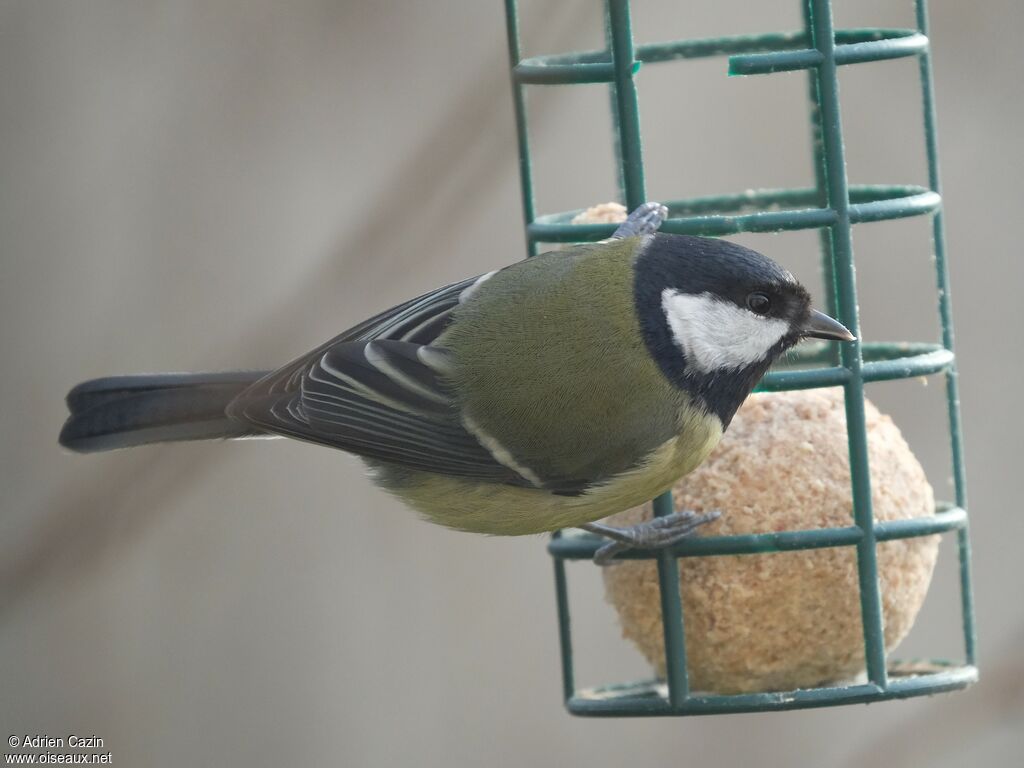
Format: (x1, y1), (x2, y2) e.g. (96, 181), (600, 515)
(504, 0), (977, 716)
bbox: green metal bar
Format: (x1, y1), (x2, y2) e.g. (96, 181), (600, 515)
(801, 1), (837, 333)
(849, 191), (941, 223)
(729, 33), (928, 76)
(760, 347), (953, 391)
(778, 340), (947, 365)
(553, 524), (862, 560)
(551, 532), (576, 702)
(516, 28), (932, 86)
(525, 185), (940, 243)
(915, 0), (976, 666)
(529, 207), (837, 241)
(731, 48), (824, 75)
(639, 30), (808, 64)
(652, 492), (690, 705)
(514, 28), (923, 83)
(605, 0), (688, 705)
(514, 62), (615, 84)
(548, 506), (967, 560)
(860, 347), (953, 380)
(808, 0), (888, 690)
(566, 664), (978, 717)
(835, 33), (929, 64)
(503, 0), (539, 257)
(605, 0), (645, 209)
(603, 5), (628, 211)
(875, 510), (970, 541)
(641, 28), (922, 65)
(759, 366), (851, 390)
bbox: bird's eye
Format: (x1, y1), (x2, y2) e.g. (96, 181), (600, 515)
(746, 292), (771, 315)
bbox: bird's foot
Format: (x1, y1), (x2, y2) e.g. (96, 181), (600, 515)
(581, 509), (721, 566)
(610, 201), (669, 239)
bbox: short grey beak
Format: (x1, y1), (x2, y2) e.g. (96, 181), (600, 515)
(802, 309), (856, 341)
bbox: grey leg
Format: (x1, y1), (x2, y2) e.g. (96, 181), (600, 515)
(610, 201), (669, 239)
(581, 509), (721, 565)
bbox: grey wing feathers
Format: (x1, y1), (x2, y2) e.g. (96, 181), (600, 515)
(227, 274), (527, 484)
(309, 341), (452, 418)
(244, 275), (478, 399)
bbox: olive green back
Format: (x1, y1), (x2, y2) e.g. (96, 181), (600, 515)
(439, 238), (690, 487)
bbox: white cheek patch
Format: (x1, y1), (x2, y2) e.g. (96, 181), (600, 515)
(661, 289), (790, 373)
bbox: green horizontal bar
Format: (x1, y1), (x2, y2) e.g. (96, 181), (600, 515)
(778, 340), (946, 366)
(877, 507), (966, 540)
(548, 507), (965, 561)
(836, 32), (929, 64)
(514, 61), (615, 85)
(513, 28), (920, 85)
(730, 49), (823, 75)
(566, 664), (977, 717)
(528, 207), (835, 241)
(638, 31), (804, 64)
(863, 347), (952, 381)
(657, 208), (837, 237)
(759, 365), (850, 390)
(730, 32), (928, 75)
(758, 345), (954, 391)
(527, 184), (935, 242)
(850, 190), (941, 223)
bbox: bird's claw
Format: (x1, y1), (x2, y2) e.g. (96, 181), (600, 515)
(581, 509), (721, 566)
(610, 201), (669, 239)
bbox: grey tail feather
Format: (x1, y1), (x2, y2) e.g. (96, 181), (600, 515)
(59, 371), (271, 453)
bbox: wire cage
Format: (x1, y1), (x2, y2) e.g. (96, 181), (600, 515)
(504, 0), (977, 716)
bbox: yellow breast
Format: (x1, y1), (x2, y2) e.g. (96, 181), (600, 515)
(380, 410), (724, 536)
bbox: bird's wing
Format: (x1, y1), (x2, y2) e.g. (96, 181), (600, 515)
(227, 274), (530, 484)
(245, 274), (486, 399)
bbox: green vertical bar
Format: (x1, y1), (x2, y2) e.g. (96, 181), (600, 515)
(551, 533), (576, 702)
(605, 0), (646, 209)
(504, 0), (539, 257)
(914, 0), (976, 665)
(603, 8), (628, 199)
(605, 0), (687, 704)
(801, 0), (840, 365)
(653, 492), (690, 706)
(808, 0), (888, 689)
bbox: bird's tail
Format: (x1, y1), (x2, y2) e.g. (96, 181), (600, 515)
(59, 371), (271, 453)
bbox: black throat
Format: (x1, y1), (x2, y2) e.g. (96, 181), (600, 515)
(632, 233), (787, 428)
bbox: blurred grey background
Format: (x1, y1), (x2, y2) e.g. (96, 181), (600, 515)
(2, 1), (1022, 766)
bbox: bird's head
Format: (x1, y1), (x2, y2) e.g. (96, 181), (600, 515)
(633, 233), (853, 425)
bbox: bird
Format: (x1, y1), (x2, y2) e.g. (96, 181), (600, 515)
(59, 203), (853, 561)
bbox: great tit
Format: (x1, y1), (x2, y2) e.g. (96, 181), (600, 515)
(59, 203), (853, 558)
